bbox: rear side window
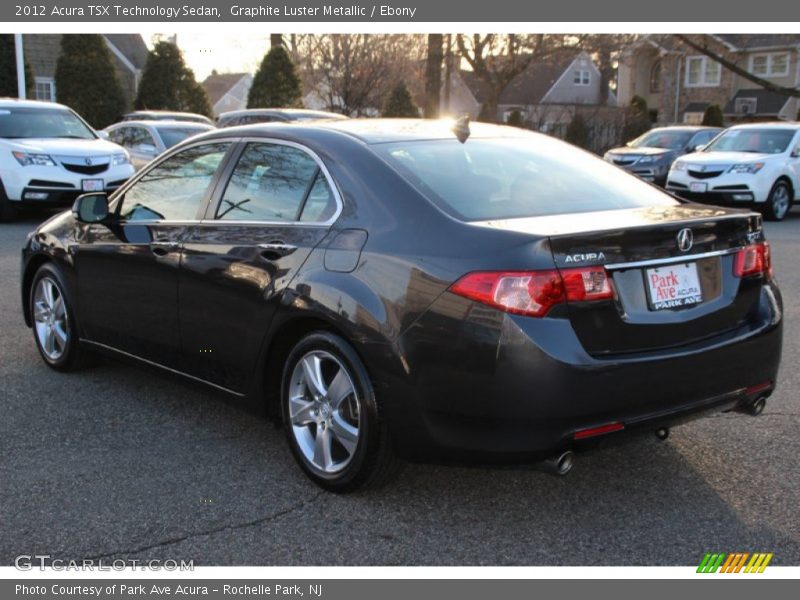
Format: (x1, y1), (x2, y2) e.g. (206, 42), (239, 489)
(216, 142), (332, 222)
(373, 137), (677, 221)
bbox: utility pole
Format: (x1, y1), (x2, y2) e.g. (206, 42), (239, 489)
(15, 34), (26, 99)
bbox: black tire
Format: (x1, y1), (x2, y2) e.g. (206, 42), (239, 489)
(281, 331), (402, 492)
(29, 263), (87, 371)
(0, 180), (18, 223)
(762, 180), (792, 222)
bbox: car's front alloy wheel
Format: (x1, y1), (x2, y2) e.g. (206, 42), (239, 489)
(30, 263), (85, 370)
(764, 181), (792, 221)
(281, 331), (401, 492)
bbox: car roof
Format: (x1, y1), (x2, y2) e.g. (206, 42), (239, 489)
(0, 97), (72, 110)
(218, 108), (346, 120)
(218, 118), (531, 144)
(647, 126), (722, 133)
(108, 119), (213, 129)
(724, 121), (800, 130)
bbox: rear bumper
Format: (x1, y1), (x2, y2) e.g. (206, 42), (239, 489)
(389, 283), (783, 463)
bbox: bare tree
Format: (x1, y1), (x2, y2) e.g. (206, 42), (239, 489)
(674, 34), (800, 98)
(456, 34), (586, 122)
(583, 34), (639, 104)
(424, 34), (443, 118)
(300, 35), (423, 116)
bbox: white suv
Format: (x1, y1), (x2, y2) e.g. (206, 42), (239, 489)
(0, 99), (134, 221)
(666, 122), (800, 221)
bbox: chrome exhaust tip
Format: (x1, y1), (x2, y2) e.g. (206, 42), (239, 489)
(541, 450), (575, 476)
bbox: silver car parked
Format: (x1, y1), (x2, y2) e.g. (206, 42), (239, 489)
(103, 120), (215, 170)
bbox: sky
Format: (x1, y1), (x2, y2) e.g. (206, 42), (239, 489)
(139, 30), (274, 81)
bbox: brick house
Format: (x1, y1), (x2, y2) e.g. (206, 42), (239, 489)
(617, 34), (800, 125)
(20, 34), (148, 112)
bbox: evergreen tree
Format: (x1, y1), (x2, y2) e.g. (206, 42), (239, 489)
(382, 82), (420, 118)
(505, 109), (524, 128)
(247, 45), (302, 108)
(0, 35), (34, 98)
(135, 40), (212, 116)
(565, 112), (590, 149)
(54, 35), (126, 127)
(702, 104), (724, 127)
(622, 95), (651, 143)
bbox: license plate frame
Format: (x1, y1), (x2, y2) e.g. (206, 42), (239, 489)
(81, 178), (104, 192)
(689, 181), (707, 193)
(645, 262), (703, 311)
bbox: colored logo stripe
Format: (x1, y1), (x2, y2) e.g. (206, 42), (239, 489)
(698, 552), (773, 573)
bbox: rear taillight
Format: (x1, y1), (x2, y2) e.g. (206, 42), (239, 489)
(734, 242), (772, 279)
(450, 267), (613, 318)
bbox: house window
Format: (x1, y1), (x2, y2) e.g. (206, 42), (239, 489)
(749, 52), (790, 77)
(685, 56), (721, 87)
(573, 70), (590, 85)
(650, 60), (662, 93)
(683, 112), (704, 125)
(734, 97), (758, 115)
(34, 77), (56, 101)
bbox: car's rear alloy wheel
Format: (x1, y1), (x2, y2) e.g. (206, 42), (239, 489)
(281, 332), (402, 492)
(764, 181), (791, 221)
(30, 264), (85, 371)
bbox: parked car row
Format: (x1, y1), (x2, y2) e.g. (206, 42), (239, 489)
(605, 122), (800, 221)
(0, 100), (351, 221)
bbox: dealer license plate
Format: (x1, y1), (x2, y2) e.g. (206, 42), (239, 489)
(645, 263), (703, 311)
(82, 179), (104, 192)
(689, 181), (707, 193)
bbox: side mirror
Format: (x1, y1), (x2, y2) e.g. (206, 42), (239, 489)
(136, 143), (157, 155)
(688, 144), (706, 153)
(97, 130), (110, 140)
(791, 147), (800, 158)
(72, 193), (109, 223)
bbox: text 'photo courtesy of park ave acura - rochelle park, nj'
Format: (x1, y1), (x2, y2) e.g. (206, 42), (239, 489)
(0, 23), (799, 587)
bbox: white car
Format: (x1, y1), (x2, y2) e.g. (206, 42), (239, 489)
(666, 122), (800, 221)
(104, 120), (215, 170)
(0, 99), (134, 222)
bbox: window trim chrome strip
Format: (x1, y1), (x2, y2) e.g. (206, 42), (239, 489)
(604, 247), (740, 270)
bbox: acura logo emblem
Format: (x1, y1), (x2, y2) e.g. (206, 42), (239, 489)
(84, 158), (92, 166)
(677, 228), (693, 252)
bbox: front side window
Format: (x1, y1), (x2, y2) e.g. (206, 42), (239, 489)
(373, 137), (677, 221)
(216, 142), (333, 222)
(685, 56), (721, 87)
(118, 142), (230, 221)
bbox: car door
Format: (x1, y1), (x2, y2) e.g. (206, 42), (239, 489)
(178, 139), (341, 391)
(73, 141), (233, 368)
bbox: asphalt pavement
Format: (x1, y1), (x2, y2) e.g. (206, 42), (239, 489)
(1, 209), (798, 566)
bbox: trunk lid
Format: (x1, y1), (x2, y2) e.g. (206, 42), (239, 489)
(484, 204), (764, 356)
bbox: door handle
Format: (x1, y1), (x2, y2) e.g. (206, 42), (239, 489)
(150, 241), (180, 256)
(258, 241), (297, 260)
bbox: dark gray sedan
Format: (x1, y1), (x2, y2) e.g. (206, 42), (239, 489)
(604, 126), (722, 186)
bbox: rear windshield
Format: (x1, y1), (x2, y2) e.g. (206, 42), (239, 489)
(0, 107), (95, 140)
(705, 128), (795, 154)
(373, 137), (677, 221)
